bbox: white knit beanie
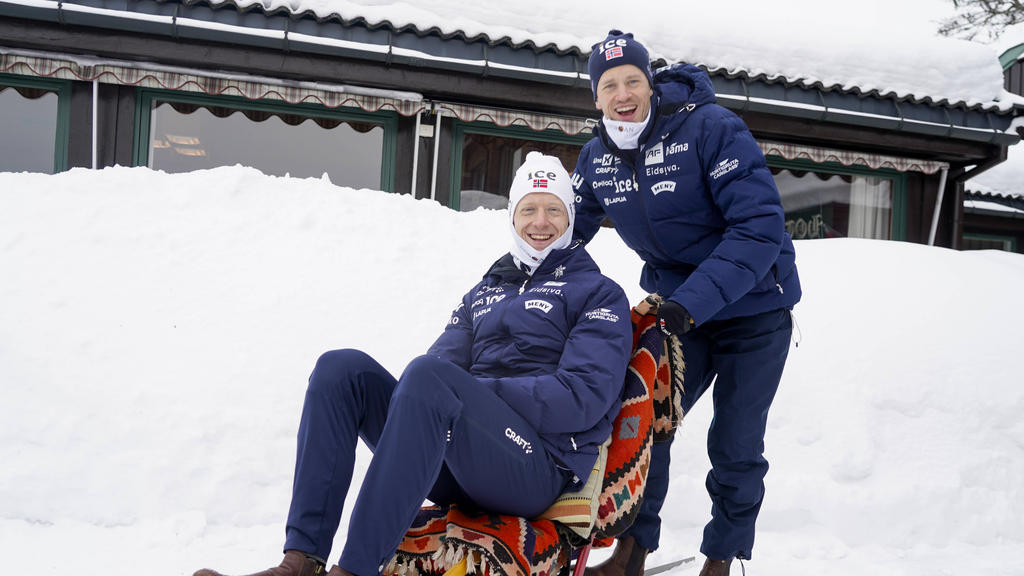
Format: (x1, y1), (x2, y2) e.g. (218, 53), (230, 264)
(507, 152), (576, 274)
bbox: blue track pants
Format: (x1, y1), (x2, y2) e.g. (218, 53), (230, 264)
(283, 350), (570, 576)
(623, 308), (792, 560)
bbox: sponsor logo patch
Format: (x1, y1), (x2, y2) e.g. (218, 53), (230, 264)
(505, 427), (533, 454)
(667, 142), (689, 155)
(645, 164), (680, 178)
(525, 299), (553, 313)
(651, 181), (676, 195)
(644, 142), (664, 166)
(710, 158), (740, 180)
(544, 281), (567, 287)
(571, 172), (584, 190)
(585, 308), (620, 322)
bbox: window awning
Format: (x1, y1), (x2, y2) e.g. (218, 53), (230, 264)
(434, 102), (593, 136)
(2, 47), (595, 135)
(0, 47), (427, 116)
(759, 140), (949, 174)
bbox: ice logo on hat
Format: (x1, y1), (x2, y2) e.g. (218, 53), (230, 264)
(605, 45), (623, 60)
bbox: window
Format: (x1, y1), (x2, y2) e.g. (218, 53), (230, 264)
(450, 121), (590, 211)
(962, 234), (1017, 252)
(0, 74), (70, 174)
(135, 90), (397, 191)
(767, 160), (906, 241)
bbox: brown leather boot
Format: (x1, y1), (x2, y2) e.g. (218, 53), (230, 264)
(697, 557), (731, 576)
(583, 535), (649, 576)
(193, 550), (326, 576)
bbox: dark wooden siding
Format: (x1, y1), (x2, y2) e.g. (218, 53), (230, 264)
(1006, 61), (1024, 97)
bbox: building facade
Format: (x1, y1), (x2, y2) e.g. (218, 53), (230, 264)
(2, 0), (1023, 251)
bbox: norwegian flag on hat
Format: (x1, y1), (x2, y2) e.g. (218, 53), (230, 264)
(533, 179), (548, 189)
(605, 46), (623, 60)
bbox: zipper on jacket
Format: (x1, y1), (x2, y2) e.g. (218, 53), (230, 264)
(773, 263), (783, 294)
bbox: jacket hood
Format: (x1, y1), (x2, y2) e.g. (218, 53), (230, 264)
(653, 63), (717, 111)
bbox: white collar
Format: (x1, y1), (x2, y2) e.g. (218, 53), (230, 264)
(602, 110), (651, 150)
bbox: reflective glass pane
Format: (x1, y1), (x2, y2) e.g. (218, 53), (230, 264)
(149, 101), (383, 189)
(0, 86), (57, 174)
(773, 169), (892, 240)
(459, 132), (581, 211)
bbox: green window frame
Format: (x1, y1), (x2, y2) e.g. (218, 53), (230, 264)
(962, 233), (1017, 252)
(449, 120), (592, 210)
(133, 88), (399, 192)
(766, 156), (908, 241)
(0, 72), (71, 173)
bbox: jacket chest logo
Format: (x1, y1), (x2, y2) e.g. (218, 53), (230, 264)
(651, 181), (677, 195)
(644, 141), (690, 167)
(525, 299), (553, 313)
(644, 142), (664, 165)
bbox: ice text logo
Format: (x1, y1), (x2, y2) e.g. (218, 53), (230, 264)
(597, 38), (628, 61)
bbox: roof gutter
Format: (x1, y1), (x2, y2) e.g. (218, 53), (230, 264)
(0, 0), (589, 87)
(716, 91), (1021, 147)
(4, 0), (1021, 145)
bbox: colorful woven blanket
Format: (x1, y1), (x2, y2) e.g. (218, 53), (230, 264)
(383, 303), (666, 576)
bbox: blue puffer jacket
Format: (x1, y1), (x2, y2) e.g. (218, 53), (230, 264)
(427, 242), (632, 481)
(572, 63), (801, 325)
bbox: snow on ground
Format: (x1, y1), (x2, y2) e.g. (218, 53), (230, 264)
(2, 166), (1024, 575)
(212, 0), (1011, 108)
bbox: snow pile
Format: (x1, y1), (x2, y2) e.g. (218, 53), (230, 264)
(212, 0), (1010, 107)
(2, 166), (1024, 575)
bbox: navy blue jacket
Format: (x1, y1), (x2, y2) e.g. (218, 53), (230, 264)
(572, 63), (801, 325)
(427, 242), (632, 481)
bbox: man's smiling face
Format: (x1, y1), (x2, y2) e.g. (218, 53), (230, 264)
(594, 64), (653, 123)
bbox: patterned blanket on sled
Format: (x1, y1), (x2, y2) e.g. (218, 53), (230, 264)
(382, 304), (673, 576)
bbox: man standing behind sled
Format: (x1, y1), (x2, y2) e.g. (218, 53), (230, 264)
(572, 30), (802, 576)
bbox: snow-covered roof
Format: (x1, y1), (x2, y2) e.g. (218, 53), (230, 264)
(208, 0), (1021, 112)
(967, 141), (1024, 201)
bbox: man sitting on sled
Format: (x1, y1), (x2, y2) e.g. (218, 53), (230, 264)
(194, 152), (634, 576)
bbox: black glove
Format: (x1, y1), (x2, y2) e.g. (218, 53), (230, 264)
(658, 300), (694, 336)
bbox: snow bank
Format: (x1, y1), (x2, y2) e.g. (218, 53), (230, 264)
(1, 166), (1023, 575)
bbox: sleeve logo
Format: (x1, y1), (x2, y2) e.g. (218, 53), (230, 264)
(585, 308), (620, 322)
(710, 158), (740, 180)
